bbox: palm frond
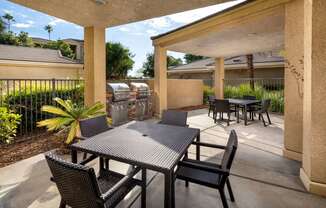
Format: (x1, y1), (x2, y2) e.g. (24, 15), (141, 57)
(66, 121), (78, 144)
(54, 97), (73, 113)
(37, 117), (74, 131)
(81, 102), (105, 118)
(41, 105), (72, 118)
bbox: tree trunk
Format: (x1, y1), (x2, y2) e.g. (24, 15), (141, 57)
(247, 54), (254, 90)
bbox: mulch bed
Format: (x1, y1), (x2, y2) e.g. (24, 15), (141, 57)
(177, 105), (208, 111)
(0, 133), (64, 168)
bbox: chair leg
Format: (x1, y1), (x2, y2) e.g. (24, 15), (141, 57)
(105, 159), (109, 170)
(227, 113), (230, 126)
(260, 113), (267, 127)
(218, 188), (229, 208)
(266, 112), (272, 124)
(83, 152), (87, 160)
(59, 200), (66, 208)
(226, 179), (235, 202)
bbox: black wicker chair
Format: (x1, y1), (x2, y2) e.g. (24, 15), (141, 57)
(175, 130), (238, 208)
(159, 110), (188, 127)
(78, 115), (113, 169)
(242, 95), (258, 120)
(45, 153), (146, 208)
(208, 95), (216, 117)
(251, 99), (272, 127)
(213, 99), (237, 126)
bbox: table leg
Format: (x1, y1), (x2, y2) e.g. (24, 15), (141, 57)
(71, 149), (77, 163)
(196, 132), (200, 161)
(236, 105), (240, 123)
(164, 171), (175, 208)
(141, 168), (147, 208)
(244, 104), (248, 126)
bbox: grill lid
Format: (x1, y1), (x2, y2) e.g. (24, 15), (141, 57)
(107, 83), (130, 93)
(130, 82), (149, 91)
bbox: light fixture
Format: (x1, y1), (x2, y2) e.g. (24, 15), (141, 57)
(94, 0), (107, 5)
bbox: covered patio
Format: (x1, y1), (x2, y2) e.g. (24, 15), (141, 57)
(151, 0), (326, 197)
(2, 0), (326, 207)
(2, 109), (326, 208)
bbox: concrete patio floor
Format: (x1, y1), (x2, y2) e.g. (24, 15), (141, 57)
(1, 109), (326, 208)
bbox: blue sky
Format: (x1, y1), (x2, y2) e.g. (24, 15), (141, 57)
(0, 0), (245, 76)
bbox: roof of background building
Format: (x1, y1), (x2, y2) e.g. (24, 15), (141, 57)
(169, 51), (284, 71)
(0, 44), (79, 64)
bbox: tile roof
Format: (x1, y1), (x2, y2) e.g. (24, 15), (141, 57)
(0, 44), (79, 64)
(169, 51), (284, 71)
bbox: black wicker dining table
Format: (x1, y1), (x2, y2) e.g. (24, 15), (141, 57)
(228, 98), (261, 125)
(70, 121), (201, 208)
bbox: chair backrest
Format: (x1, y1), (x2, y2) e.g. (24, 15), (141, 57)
(219, 130), (238, 184)
(261, 99), (271, 112)
(160, 110), (188, 127)
(45, 153), (102, 208)
(214, 99), (230, 113)
(79, 115), (110, 138)
(243, 95), (256, 100)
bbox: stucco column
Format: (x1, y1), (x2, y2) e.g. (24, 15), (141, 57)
(84, 26), (106, 108)
(214, 57), (224, 99)
(300, 0), (326, 197)
(154, 45), (167, 116)
(283, 0), (304, 161)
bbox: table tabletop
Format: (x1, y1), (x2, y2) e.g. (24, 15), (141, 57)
(228, 98), (261, 105)
(70, 121), (200, 172)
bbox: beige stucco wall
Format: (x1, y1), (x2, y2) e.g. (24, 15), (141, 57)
(146, 79), (203, 109)
(168, 67), (284, 86)
(0, 60), (83, 79)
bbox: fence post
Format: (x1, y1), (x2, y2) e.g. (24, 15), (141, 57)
(52, 78), (56, 104)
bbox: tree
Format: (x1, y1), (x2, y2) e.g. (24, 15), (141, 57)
(0, 31), (19, 45)
(17, 31), (33, 47)
(0, 17), (5, 33)
(2, 13), (15, 31)
(141, 52), (183, 78)
(106, 42), (135, 79)
(42, 40), (75, 59)
(184, 53), (206, 64)
(44, 24), (53, 40)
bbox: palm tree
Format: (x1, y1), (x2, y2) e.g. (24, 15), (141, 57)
(2, 13), (15, 31)
(44, 24), (53, 40)
(0, 17), (5, 33)
(37, 98), (106, 144)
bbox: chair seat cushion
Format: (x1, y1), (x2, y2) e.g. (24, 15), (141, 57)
(98, 170), (137, 207)
(176, 159), (221, 188)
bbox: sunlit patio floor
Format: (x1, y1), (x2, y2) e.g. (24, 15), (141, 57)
(1, 109), (326, 208)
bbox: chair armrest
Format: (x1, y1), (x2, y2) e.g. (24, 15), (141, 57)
(100, 166), (141, 201)
(192, 141), (226, 149)
(178, 160), (229, 175)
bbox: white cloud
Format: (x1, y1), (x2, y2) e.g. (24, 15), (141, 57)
(13, 23), (33, 28)
(146, 29), (158, 36)
(75, 25), (83, 30)
(26, 20), (34, 24)
(167, 0), (246, 24)
(119, 27), (130, 32)
(2, 9), (13, 14)
(49, 18), (68, 26)
(143, 17), (171, 29)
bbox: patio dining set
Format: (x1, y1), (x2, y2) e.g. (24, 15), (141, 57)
(45, 110), (238, 208)
(208, 95), (272, 126)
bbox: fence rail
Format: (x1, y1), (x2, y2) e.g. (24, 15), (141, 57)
(0, 79), (84, 138)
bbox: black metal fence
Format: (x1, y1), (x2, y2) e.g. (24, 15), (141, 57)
(224, 78), (284, 91)
(0, 79), (84, 137)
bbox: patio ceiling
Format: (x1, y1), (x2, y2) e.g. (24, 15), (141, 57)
(152, 0), (285, 57)
(9, 0), (235, 27)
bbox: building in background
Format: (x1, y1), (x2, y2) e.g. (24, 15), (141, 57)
(168, 51), (284, 86)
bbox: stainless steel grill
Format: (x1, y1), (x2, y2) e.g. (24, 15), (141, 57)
(130, 82), (150, 120)
(130, 82), (150, 99)
(107, 83), (130, 126)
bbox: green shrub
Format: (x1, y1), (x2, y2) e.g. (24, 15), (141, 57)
(2, 87), (84, 134)
(224, 84), (284, 113)
(203, 85), (215, 104)
(0, 107), (21, 144)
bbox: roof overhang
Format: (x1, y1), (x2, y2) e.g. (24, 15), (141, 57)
(9, 0), (235, 27)
(152, 0), (290, 57)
